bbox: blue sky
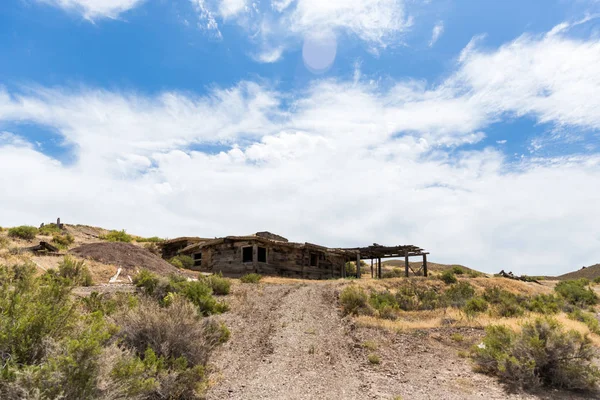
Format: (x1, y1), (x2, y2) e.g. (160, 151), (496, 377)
(1, 0), (600, 275)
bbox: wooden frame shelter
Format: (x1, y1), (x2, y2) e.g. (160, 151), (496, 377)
(342, 244), (429, 278)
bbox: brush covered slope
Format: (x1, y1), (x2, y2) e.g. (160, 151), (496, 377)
(557, 264), (600, 281)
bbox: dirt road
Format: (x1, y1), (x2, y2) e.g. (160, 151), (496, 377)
(206, 282), (592, 400)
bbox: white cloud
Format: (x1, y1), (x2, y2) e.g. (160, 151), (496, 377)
(218, 0), (247, 18)
(253, 47), (285, 63)
(193, 0), (411, 61)
(429, 21), (444, 47)
(2, 23), (600, 275)
(35, 0), (145, 19)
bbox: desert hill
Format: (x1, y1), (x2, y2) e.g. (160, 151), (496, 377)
(556, 263), (600, 281)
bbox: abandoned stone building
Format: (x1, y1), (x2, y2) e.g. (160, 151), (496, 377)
(159, 232), (353, 279)
(158, 232), (429, 280)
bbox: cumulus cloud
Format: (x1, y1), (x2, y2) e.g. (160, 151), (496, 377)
(192, 0), (411, 61)
(1, 23), (600, 275)
(35, 0), (145, 19)
(429, 21), (444, 47)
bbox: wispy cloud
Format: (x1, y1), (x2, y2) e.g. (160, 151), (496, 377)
(35, 0), (145, 20)
(429, 21), (444, 47)
(192, 0), (412, 61)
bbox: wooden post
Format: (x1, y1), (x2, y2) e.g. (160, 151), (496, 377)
(356, 252), (361, 278)
(378, 257), (382, 279)
(371, 258), (374, 278)
(404, 250), (409, 277)
(423, 253), (428, 277)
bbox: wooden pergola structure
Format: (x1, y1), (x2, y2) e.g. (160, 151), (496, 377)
(342, 243), (429, 278)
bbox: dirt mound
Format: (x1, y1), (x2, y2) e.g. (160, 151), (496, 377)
(70, 242), (180, 276)
(556, 264), (600, 281)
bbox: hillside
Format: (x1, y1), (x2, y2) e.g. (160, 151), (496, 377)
(381, 260), (486, 276)
(556, 264), (600, 281)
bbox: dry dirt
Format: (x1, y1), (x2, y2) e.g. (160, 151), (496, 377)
(70, 242), (180, 277)
(206, 282), (596, 400)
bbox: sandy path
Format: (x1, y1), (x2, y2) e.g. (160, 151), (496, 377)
(207, 283), (367, 399)
(207, 282), (595, 400)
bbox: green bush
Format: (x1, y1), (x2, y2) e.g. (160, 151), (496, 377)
(594, 276), (600, 284)
(555, 279), (598, 306)
(568, 309), (600, 335)
(169, 254), (195, 269)
(472, 318), (600, 390)
(240, 273), (262, 283)
(381, 268), (404, 278)
(463, 297), (488, 317)
(452, 266), (465, 275)
(525, 294), (563, 314)
(345, 261), (357, 276)
(7, 225), (38, 240)
(52, 232), (75, 248)
(339, 285), (370, 315)
(133, 269), (162, 296)
(395, 282), (444, 311)
(201, 273), (231, 295)
(135, 236), (164, 243)
(133, 270), (228, 315)
(443, 281), (475, 308)
(483, 286), (525, 317)
(173, 280), (229, 315)
(59, 256), (93, 286)
(440, 270), (457, 284)
(369, 291), (399, 319)
(101, 229), (132, 243)
(38, 223), (62, 236)
(0, 263), (229, 400)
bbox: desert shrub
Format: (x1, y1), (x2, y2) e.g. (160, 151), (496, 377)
(115, 296), (228, 368)
(0, 236), (9, 249)
(594, 276), (600, 284)
(367, 354), (380, 364)
(472, 318), (600, 390)
(240, 273), (262, 283)
(101, 229), (132, 243)
(133, 270), (228, 315)
(369, 291), (398, 319)
(0, 263), (75, 366)
(440, 270), (457, 284)
(0, 264), (228, 400)
(382, 268), (404, 279)
(170, 254), (195, 270)
(568, 309), (600, 335)
(133, 269), (162, 296)
(7, 225), (38, 240)
(451, 266), (465, 275)
(135, 236), (163, 243)
(345, 261), (357, 276)
(172, 280), (229, 315)
(143, 241), (160, 255)
(201, 273), (231, 295)
(463, 297), (488, 317)
(396, 282), (444, 311)
(339, 285), (371, 315)
(38, 223), (62, 236)
(52, 232), (74, 248)
(56, 256), (93, 286)
(555, 279), (598, 306)
(525, 294), (563, 314)
(443, 281), (475, 308)
(483, 286), (525, 317)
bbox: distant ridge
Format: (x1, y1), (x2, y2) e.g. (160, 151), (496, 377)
(556, 264), (600, 281)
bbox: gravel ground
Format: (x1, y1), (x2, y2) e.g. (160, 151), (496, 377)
(206, 282), (598, 400)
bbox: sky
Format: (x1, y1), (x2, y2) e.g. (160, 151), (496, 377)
(1, 0), (600, 275)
